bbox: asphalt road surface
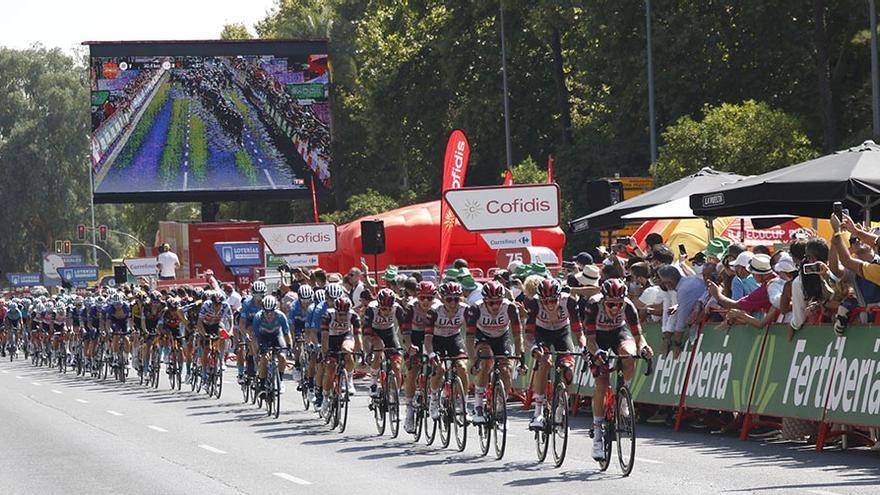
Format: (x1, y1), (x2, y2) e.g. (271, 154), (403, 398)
(0, 360), (877, 495)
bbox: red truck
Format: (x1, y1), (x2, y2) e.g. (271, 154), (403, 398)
(156, 221), (265, 285)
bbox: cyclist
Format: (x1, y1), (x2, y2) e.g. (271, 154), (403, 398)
(525, 278), (584, 429)
(425, 281), (470, 421)
(183, 289), (204, 383)
(103, 293), (133, 368)
(197, 290), (234, 384)
(401, 281), (437, 434)
(237, 281), (266, 384)
(319, 295), (360, 416)
(158, 297), (187, 372)
(287, 284), (313, 382)
(248, 295), (289, 397)
(306, 288), (327, 406)
(67, 297), (86, 367)
(466, 281), (524, 423)
(362, 288), (405, 401)
(51, 300), (67, 363)
(4, 301), (24, 355)
(580, 278), (654, 461)
(84, 297), (103, 370)
(140, 291), (165, 376)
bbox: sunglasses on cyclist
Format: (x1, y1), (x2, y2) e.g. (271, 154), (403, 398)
(540, 297), (558, 304)
(418, 296), (434, 301)
(604, 301), (624, 309)
(485, 299), (502, 307)
(444, 296), (459, 303)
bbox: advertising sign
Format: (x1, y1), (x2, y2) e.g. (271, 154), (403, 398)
(495, 247), (559, 269)
(480, 231), (532, 250)
(6, 273), (42, 287)
(814, 327), (880, 426)
(286, 83), (325, 100)
(259, 223), (337, 255)
(213, 242), (262, 267)
(123, 257), (159, 277)
(56, 265), (99, 284)
(266, 253), (320, 268)
(612, 176), (655, 237)
(444, 184), (560, 232)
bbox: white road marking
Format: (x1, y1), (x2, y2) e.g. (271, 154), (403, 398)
(106, 410), (123, 416)
(273, 473), (312, 485)
(263, 169), (276, 188)
(31, 382), (41, 386)
(183, 171), (188, 190)
(199, 444), (226, 454)
(147, 425), (168, 433)
(76, 399), (89, 404)
(636, 457), (664, 464)
(809, 490), (843, 495)
(51, 389), (63, 394)
(1, 369), (9, 373)
(15, 376), (24, 379)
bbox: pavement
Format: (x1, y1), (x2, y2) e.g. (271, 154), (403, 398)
(0, 359), (877, 495)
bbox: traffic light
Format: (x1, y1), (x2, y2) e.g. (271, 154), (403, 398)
(54, 240), (63, 254)
(63, 240), (72, 255)
(99, 225), (108, 242)
(77, 224), (86, 241)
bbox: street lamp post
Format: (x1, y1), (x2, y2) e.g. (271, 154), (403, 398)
(500, 0), (513, 170)
(646, 0), (658, 164)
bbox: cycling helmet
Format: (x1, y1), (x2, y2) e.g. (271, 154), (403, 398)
(416, 281), (437, 297)
(262, 295), (278, 312)
(8, 302), (18, 311)
(314, 289), (326, 304)
(55, 301), (66, 311)
(439, 281), (463, 298)
(377, 288), (396, 307)
(209, 290), (225, 304)
(298, 285), (315, 301)
(167, 297), (180, 309)
(251, 281), (267, 295)
(110, 293), (124, 306)
(601, 278), (628, 299)
(537, 279), (562, 299)
(325, 283), (344, 301)
(481, 280), (505, 300)
(335, 296), (352, 313)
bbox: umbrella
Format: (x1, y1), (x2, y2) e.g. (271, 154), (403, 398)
(569, 167), (745, 232)
(689, 140), (880, 223)
(622, 196), (797, 223)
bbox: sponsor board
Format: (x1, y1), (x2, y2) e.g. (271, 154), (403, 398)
(480, 231), (532, 249)
(123, 257), (158, 277)
(213, 242), (262, 267)
(56, 265), (99, 284)
(260, 223), (337, 255)
(444, 184), (560, 232)
(266, 253), (319, 268)
(6, 273), (42, 287)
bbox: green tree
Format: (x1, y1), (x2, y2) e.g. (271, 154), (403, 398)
(321, 189), (398, 225)
(503, 156), (548, 184)
(220, 23), (254, 40)
(651, 100), (818, 185)
(0, 47), (90, 273)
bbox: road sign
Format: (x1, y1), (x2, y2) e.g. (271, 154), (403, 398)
(61, 254), (85, 265)
(123, 257), (159, 277)
(6, 273), (41, 287)
(480, 231), (532, 250)
(444, 184), (560, 232)
(214, 242), (262, 267)
(56, 265), (99, 284)
(260, 223), (337, 255)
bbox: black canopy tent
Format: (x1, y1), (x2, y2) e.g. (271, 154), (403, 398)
(569, 168), (744, 233)
(690, 141), (880, 224)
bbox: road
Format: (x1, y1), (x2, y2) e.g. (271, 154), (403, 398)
(0, 360), (877, 495)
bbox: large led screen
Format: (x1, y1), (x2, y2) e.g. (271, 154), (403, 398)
(88, 40), (330, 203)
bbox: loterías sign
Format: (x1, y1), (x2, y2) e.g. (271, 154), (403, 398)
(444, 184), (560, 232)
(259, 223), (337, 255)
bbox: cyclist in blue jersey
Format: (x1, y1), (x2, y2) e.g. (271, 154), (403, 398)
(4, 301), (24, 354)
(248, 296), (289, 394)
(237, 281), (266, 383)
(287, 285), (313, 382)
(103, 293), (133, 366)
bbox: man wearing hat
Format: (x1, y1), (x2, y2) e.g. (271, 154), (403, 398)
(730, 251), (759, 300)
(702, 237), (731, 264)
(707, 253), (777, 316)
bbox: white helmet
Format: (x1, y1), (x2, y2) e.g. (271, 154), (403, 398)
(251, 281), (267, 295)
(262, 295), (278, 312)
(298, 285), (315, 300)
(325, 283), (344, 300)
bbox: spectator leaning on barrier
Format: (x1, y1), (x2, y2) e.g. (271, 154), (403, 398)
(730, 251), (759, 300)
(707, 254), (777, 320)
(657, 264), (706, 357)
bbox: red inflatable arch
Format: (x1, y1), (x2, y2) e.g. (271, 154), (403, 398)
(318, 200), (566, 274)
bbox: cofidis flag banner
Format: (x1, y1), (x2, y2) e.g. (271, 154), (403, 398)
(438, 129), (470, 272)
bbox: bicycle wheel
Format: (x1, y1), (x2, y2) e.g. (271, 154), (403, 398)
(438, 384), (451, 448)
(117, 354), (126, 383)
(152, 352), (161, 389)
(387, 371), (400, 439)
(241, 364), (250, 402)
(535, 398), (549, 462)
(597, 419), (613, 472)
(214, 353), (224, 399)
(412, 380), (426, 442)
(272, 368), (281, 419)
(337, 368), (349, 432)
(551, 385), (569, 468)
(478, 390), (491, 457)
(301, 376), (310, 410)
(373, 384), (386, 436)
(492, 380), (507, 460)
(451, 375), (468, 452)
(424, 383), (438, 445)
(616, 385), (636, 476)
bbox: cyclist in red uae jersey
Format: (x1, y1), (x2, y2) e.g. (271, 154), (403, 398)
(465, 281), (524, 423)
(525, 278), (585, 429)
(424, 282), (470, 420)
(362, 288), (406, 400)
(580, 278), (654, 460)
(320, 296), (360, 417)
(401, 281), (437, 433)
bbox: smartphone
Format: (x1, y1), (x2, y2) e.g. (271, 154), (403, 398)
(833, 201), (843, 218)
(678, 244), (687, 256)
(803, 262), (822, 274)
(616, 236), (630, 246)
